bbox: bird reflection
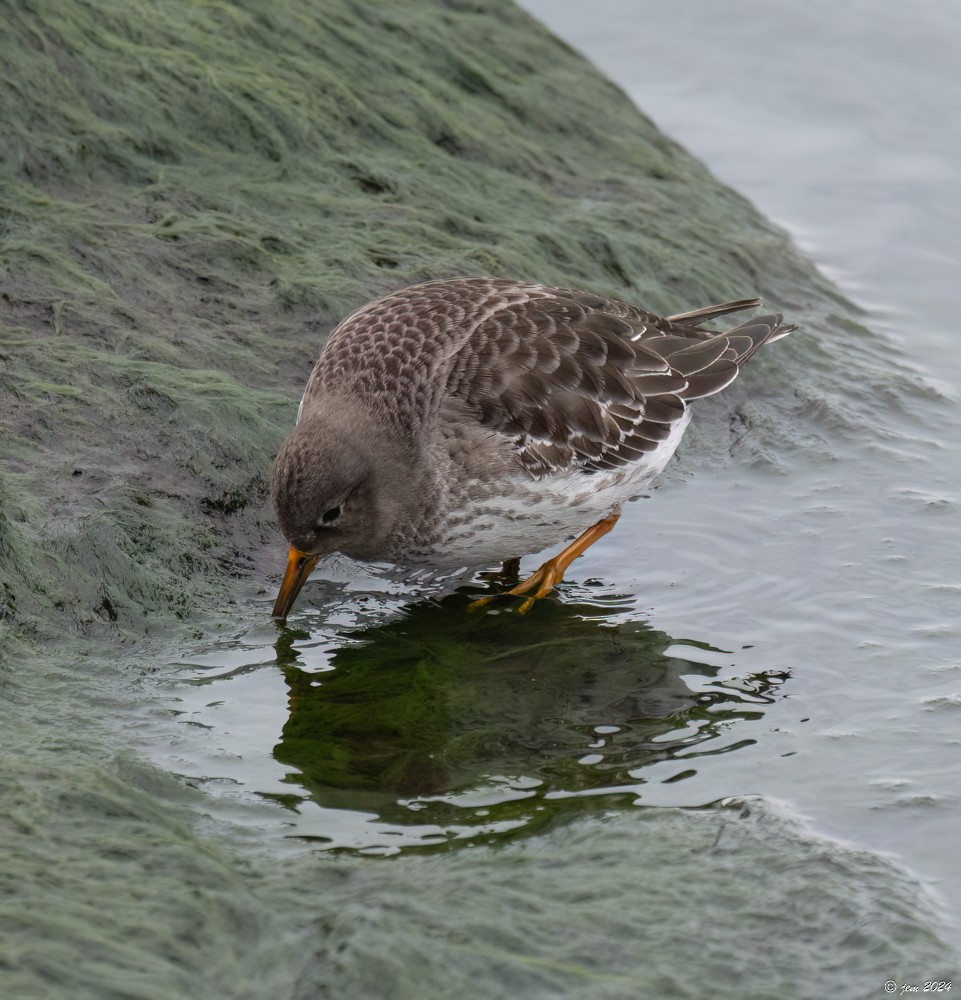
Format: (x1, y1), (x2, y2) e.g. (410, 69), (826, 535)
(267, 587), (788, 843)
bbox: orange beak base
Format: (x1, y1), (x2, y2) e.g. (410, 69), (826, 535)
(271, 547), (320, 622)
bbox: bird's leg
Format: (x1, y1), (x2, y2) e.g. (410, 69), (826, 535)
(470, 513), (620, 613)
(475, 556), (522, 591)
(499, 557), (521, 579)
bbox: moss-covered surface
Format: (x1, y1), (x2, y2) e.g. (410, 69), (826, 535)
(0, 0), (906, 649)
(3, 5), (959, 997)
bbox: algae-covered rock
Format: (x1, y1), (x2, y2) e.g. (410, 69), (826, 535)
(0, 0), (888, 644)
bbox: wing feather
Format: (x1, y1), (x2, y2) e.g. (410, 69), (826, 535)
(436, 282), (792, 478)
(311, 278), (793, 480)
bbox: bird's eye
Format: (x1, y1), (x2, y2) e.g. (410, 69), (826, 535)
(321, 505), (342, 524)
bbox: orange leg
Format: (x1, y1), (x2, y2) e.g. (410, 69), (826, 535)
(471, 513), (621, 613)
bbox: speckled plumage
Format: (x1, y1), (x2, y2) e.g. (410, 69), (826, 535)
(270, 277), (793, 610)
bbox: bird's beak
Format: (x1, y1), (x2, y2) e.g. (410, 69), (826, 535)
(271, 547), (319, 622)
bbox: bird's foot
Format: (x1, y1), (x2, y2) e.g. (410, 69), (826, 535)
(469, 558), (564, 614)
(468, 513), (620, 615)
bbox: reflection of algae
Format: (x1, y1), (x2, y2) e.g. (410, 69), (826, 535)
(270, 592), (787, 844)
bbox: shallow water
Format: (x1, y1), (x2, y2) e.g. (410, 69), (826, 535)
(6, 2), (961, 996)
(143, 587), (790, 852)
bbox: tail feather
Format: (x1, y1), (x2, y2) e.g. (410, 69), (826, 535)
(724, 314), (796, 364)
(660, 312), (795, 401)
(666, 297), (762, 325)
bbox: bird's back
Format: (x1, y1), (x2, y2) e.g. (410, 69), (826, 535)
(302, 277), (793, 483)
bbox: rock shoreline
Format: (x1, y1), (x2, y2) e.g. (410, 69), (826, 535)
(0, 0), (883, 646)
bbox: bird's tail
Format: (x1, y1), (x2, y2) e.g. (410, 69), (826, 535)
(666, 297), (762, 324)
(723, 313), (797, 365)
(661, 312), (796, 401)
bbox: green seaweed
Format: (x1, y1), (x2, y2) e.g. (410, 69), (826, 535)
(0, 0), (922, 646)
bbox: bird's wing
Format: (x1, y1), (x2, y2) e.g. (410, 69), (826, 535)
(442, 283), (790, 478)
(308, 277), (791, 475)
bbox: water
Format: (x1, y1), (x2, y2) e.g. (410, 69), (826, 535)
(143, 591), (791, 852)
(517, 0), (961, 937)
(6, 2), (961, 996)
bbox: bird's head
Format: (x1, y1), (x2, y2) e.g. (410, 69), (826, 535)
(269, 404), (410, 621)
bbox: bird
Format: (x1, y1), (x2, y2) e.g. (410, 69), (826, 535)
(270, 276), (794, 621)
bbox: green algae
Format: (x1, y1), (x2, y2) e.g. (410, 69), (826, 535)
(0, 0), (878, 645)
(2, 721), (952, 999)
(0, 733), (313, 999)
(1, 4), (959, 997)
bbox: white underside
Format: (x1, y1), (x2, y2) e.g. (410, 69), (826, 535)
(428, 411), (692, 568)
